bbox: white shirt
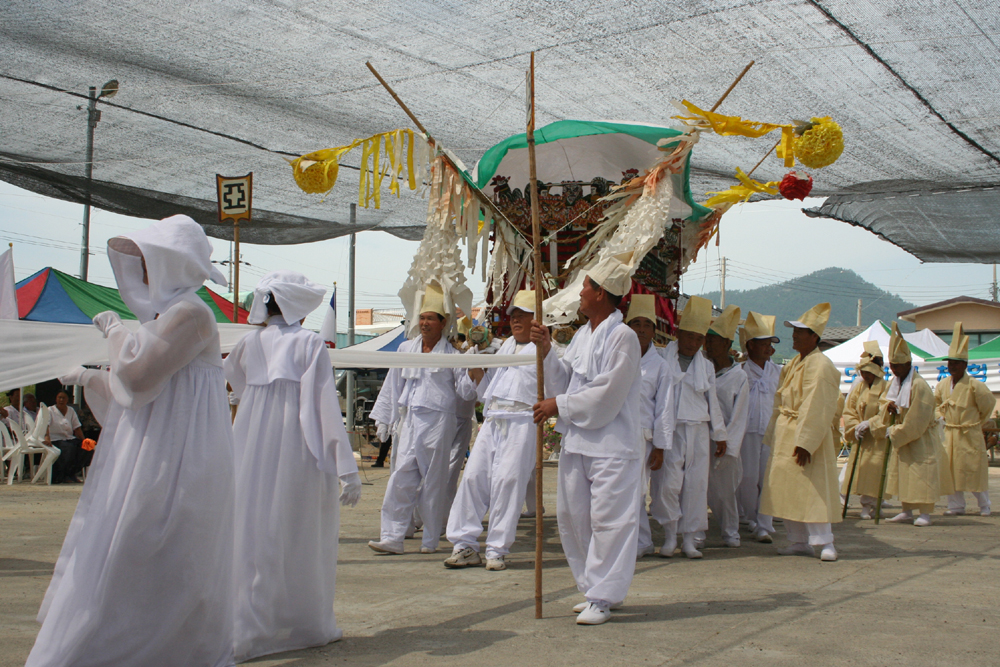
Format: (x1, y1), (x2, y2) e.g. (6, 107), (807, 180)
(714, 362), (750, 458)
(637, 345), (672, 449)
(742, 358), (781, 435)
(662, 341), (728, 441)
(544, 311), (643, 460)
(48, 405), (82, 441)
(478, 337), (538, 415)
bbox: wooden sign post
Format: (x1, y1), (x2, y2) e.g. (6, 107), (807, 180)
(216, 173), (253, 321)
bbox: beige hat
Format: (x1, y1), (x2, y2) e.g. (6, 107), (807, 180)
(420, 282), (447, 318)
(888, 321), (912, 364)
(708, 305), (741, 340)
(626, 294), (657, 325)
(587, 251), (635, 297)
(946, 321), (969, 361)
(784, 302), (831, 337)
(678, 295), (713, 336)
(456, 316), (472, 337)
(857, 339), (884, 376)
(741, 311), (779, 343)
(507, 289), (537, 315)
(862, 339), (883, 360)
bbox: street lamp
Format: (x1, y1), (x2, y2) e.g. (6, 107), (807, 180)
(79, 79), (118, 282)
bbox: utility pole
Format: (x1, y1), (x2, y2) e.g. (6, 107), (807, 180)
(346, 205), (357, 444)
(79, 80), (118, 282)
(857, 298), (862, 326)
(720, 256), (727, 309)
(992, 264), (998, 302)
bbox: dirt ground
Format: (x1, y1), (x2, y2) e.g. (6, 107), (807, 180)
(3, 464), (999, 666)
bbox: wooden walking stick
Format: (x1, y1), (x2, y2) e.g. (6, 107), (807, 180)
(841, 440), (861, 519)
(526, 51), (546, 621)
(873, 414), (896, 525)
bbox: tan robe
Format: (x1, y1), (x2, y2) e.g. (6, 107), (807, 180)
(870, 373), (951, 504)
(760, 348), (842, 524)
(935, 374), (996, 493)
(840, 376), (896, 497)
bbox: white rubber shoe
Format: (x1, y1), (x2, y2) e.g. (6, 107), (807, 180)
(820, 544), (838, 561)
(576, 602), (612, 625)
(573, 601), (622, 613)
(681, 535), (703, 559)
(368, 540), (404, 555)
(943, 509), (965, 516)
(777, 543), (814, 557)
(755, 529), (773, 544)
(443, 547), (482, 568)
(913, 514), (932, 527)
(981, 507), (992, 517)
(859, 508), (873, 520)
(723, 538), (741, 548)
(636, 545), (656, 560)
(659, 534), (677, 558)
(420, 546), (438, 554)
(887, 511), (913, 523)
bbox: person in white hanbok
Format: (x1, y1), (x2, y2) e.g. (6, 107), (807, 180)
(532, 251), (643, 626)
(625, 294), (671, 560)
(224, 271), (361, 662)
(444, 290), (540, 571)
(369, 283), (478, 554)
(699, 306), (749, 548)
(28, 215), (235, 667)
(736, 312), (781, 543)
(660, 296), (728, 559)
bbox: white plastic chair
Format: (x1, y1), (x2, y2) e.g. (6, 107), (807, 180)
(0, 424), (16, 482)
(3, 406), (59, 484)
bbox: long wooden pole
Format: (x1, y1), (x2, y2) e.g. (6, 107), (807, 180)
(841, 441), (860, 519)
(709, 61), (754, 112)
(525, 52), (546, 621)
(874, 415), (895, 525)
(232, 220), (240, 321)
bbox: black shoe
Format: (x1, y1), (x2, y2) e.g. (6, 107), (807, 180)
(371, 462), (385, 468)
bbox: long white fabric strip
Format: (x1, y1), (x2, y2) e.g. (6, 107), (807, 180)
(0, 319), (534, 390)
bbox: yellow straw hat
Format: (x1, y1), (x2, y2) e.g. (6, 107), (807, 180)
(888, 321), (912, 364)
(783, 302), (831, 337)
(946, 321), (969, 361)
(626, 294), (657, 325)
(708, 305), (741, 341)
(678, 295), (713, 335)
(420, 282), (447, 318)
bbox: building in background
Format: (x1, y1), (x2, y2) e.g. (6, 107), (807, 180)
(898, 297), (1000, 347)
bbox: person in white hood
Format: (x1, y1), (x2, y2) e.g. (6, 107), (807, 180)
(27, 215), (235, 667)
(532, 251), (643, 626)
(225, 271), (360, 662)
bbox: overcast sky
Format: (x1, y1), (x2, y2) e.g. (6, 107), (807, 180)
(1, 182), (994, 332)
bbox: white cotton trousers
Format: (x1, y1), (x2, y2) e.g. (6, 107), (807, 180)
(660, 423), (710, 536)
(524, 469), (538, 514)
(948, 491), (990, 512)
(379, 407), (457, 550)
(447, 415), (536, 558)
(637, 440), (661, 551)
(558, 451), (642, 606)
(706, 454), (743, 543)
(446, 415), (475, 509)
(737, 431), (774, 533)
(784, 520), (834, 546)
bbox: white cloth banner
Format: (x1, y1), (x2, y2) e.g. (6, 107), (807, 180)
(0, 319), (257, 391)
(327, 349), (534, 370)
(0, 248), (18, 320)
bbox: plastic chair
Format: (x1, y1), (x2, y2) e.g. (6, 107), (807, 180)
(2, 406), (59, 484)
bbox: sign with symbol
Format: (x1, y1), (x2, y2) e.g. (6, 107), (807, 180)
(216, 173), (253, 224)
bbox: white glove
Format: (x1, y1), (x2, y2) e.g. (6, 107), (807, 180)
(339, 472), (362, 507)
(376, 422), (389, 443)
(228, 392), (240, 407)
(58, 366), (89, 386)
(93, 311), (123, 338)
(854, 421), (870, 439)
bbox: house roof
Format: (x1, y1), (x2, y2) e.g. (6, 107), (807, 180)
(897, 296), (1000, 322)
(821, 325), (867, 343)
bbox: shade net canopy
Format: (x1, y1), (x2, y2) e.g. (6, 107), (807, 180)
(1, 1), (998, 258)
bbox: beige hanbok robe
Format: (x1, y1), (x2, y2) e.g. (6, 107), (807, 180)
(935, 375), (996, 493)
(840, 377), (896, 497)
(760, 348), (842, 524)
(870, 373), (952, 503)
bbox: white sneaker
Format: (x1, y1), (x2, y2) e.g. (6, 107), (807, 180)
(746, 520), (758, 533)
(368, 540), (403, 555)
(913, 514), (932, 527)
(659, 534), (677, 558)
(755, 529), (773, 544)
(777, 543), (814, 557)
(887, 511), (913, 523)
(576, 602), (611, 625)
(681, 535), (703, 559)
(636, 545), (656, 560)
(443, 547), (482, 568)
(943, 509), (965, 516)
(420, 546), (438, 554)
(573, 601), (622, 613)
(723, 538), (741, 548)
(980, 507), (991, 517)
(485, 555), (507, 570)
(859, 508), (873, 520)
(820, 544), (838, 561)
(520, 510), (536, 518)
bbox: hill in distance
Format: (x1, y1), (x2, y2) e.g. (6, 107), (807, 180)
(697, 267), (916, 360)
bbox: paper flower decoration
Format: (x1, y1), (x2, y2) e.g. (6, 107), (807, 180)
(792, 117), (844, 169)
(779, 171), (813, 200)
(291, 149), (343, 194)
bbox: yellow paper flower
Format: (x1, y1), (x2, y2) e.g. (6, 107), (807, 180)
(793, 117), (844, 169)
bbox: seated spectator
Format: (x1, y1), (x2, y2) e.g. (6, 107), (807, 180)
(48, 391), (85, 484)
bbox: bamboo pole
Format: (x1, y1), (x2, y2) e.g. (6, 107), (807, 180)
(709, 61), (754, 112)
(841, 442), (860, 519)
(232, 220), (240, 322)
(874, 415), (896, 525)
(525, 51), (546, 621)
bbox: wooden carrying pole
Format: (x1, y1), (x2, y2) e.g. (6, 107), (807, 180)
(873, 415), (895, 524)
(232, 221), (240, 323)
(841, 442), (860, 519)
(525, 52), (546, 620)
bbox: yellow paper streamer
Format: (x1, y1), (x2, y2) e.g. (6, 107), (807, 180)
(675, 101), (788, 138)
(705, 168), (779, 208)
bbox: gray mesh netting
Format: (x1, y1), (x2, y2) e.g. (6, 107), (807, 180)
(1, 0), (998, 258)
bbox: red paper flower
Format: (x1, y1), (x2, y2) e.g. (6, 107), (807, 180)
(779, 170), (813, 200)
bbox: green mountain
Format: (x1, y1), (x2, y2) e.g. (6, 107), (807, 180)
(697, 267), (916, 360)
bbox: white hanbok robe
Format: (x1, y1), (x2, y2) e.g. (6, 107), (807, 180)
(705, 363), (749, 543)
(737, 359), (780, 532)
(28, 298), (235, 667)
(635, 345), (672, 552)
(370, 336), (477, 550)
(447, 338), (539, 558)
(225, 321), (357, 662)
(544, 310), (642, 606)
(661, 342), (728, 536)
